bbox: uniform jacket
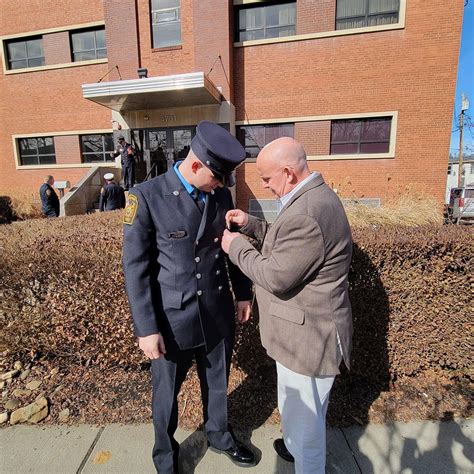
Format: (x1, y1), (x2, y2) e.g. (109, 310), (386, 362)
(120, 144), (135, 167)
(123, 168), (252, 351)
(39, 183), (59, 217)
(229, 174), (353, 377)
(99, 182), (126, 211)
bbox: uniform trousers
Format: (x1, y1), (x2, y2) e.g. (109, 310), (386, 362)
(123, 165), (135, 190)
(150, 336), (235, 474)
(277, 362), (335, 474)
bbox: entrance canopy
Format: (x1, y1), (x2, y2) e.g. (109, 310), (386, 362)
(82, 72), (221, 112)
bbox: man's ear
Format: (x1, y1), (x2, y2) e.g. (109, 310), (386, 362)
(191, 160), (201, 173)
(285, 166), (296, 183)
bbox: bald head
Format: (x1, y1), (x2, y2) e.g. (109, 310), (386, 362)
(258, 137), (309, 177)
(256, 137), (311, 198)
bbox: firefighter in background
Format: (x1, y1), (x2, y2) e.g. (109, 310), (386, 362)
(99, 173), (126, 212)
(117, 136), (136, 190)
(39, 175), (60, 218)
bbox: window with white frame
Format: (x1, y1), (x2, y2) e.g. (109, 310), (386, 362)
(336, 0), (400, 30)
(6, 36), (45, 70)
(151, 0), (181, 48)
(18, 137), (56, 165)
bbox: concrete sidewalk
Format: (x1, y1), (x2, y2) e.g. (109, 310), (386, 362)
(1, 419), (472, 473)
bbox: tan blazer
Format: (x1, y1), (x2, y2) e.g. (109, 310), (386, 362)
(229, 174), (353, 377)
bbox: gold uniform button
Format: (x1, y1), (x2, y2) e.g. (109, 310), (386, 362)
(196, 273), (202, 279)
(213, 237), (219, 243)
(218, 286), (223, 291)
(216, 270), (221, 275)
(195, 257), (201, 263)
(197, 290), (203, 296)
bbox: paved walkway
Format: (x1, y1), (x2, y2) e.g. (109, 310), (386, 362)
(1, 419), (473, 473)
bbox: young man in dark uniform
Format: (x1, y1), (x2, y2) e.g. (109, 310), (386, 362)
(99, 173), (126, 212)
(39, 175), (60, 218)
(123, 121), (256, 473)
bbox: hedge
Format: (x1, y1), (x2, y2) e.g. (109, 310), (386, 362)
(0, 213), (472, 426)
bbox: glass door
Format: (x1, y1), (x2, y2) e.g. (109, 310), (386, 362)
(172, 128), (193, 162)
(148, 130), (168, 179)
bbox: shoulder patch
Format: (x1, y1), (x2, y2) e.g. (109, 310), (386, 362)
(45, 189), (52, 197)
(124, 194), (138, 225)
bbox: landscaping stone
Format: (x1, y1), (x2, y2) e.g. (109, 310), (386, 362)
(58, 408), (70, 422)
(5, 399), (21, 411)
(1, 370), (19, 380)
(25, 380), (42, 390)
(20, 369), (30, 381)
(12, 388), (32, 398)
(10, 397), (48, 425)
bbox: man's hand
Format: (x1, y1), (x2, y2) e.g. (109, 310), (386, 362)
(138, 333), (166, 359)
(236, 300), (252, 323)
(221, 229), (240, 254)
(225, 209), (249, 230)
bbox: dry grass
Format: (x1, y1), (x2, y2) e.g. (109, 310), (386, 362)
(344, 192), (443, 227)
(0, 190), (42, 220)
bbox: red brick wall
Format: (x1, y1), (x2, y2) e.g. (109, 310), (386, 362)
(234, 0), (463, 205)
(295, 121), (331, 156)
(0, 0), (104, 34)
(43, 32), (71, 65)
(103, 0), (140, 80)
(138, 0), (196, 77)
(193, 0), (232, 100)
(297, 0), (336, 34)
(54, 135), (81, 164)
(0, 0), (111, 194)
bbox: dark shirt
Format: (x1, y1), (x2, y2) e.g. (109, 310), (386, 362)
(39, 183), (59, 217)
(99, 181), (126, 212)
(120, 144), (135, 167)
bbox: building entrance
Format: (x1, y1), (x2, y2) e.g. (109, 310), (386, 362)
(130, 126), (196, 182)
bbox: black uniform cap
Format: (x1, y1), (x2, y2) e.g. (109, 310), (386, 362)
(191, 121), (246, 187)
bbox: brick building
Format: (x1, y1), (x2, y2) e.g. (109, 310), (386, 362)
(0, 0), (463, 215)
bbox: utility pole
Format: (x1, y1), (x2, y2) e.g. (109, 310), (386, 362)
(458, 93), (469, 187)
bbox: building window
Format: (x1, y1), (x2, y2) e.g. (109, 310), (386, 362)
(6, 36), (45, 70)
(18, 137), (56, 165)
(71, 28), (107, 61)
(81, 134), (115, 163)
(336, 0), (399, 30)
(236, 1), (296, 42)
(236, 124), (294, 158)
(330, 117), (391, 154)
(151, 0), (181, 48)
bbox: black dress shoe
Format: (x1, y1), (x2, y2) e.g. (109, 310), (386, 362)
(273, 438), (294, 463)
(209, 441), (256, 467)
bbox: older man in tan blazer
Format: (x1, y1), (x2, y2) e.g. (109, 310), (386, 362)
(221, 137), (353, 473)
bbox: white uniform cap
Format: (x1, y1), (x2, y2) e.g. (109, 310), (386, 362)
(104, 173), (114, 180)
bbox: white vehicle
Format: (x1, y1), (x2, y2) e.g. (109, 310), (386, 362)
(447, 186), (474, 223)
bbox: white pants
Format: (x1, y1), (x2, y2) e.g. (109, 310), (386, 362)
(277, 362), (335, 474)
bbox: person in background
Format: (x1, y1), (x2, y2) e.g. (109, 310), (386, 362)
(39, 175), (59, 218)
(117, 135), (135, 190)
(221, 137), (353, 474)
(99, 173), (126, 212)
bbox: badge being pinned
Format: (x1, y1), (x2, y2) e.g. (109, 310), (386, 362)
(124, 194), (138, 225)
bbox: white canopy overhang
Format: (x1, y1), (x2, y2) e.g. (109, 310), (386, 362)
(82, 72), (221, 112)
